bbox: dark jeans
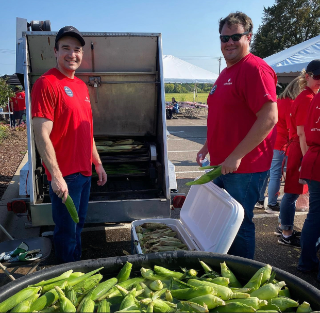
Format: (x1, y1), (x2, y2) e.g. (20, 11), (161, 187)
(49, 173), (91, 263)
(214, 171), (268, 259)
(298, 179), (320, 280)
(278, 193), (299, 230)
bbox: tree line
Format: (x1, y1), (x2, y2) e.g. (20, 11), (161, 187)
(165, 83), (213, 93)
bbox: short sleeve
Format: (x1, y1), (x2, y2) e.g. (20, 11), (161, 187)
(243, 62), (277, 114)
(31, 77), (57, 121)
(296, 93), (314, 126)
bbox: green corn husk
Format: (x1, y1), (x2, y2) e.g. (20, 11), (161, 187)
(30, 281), (68, 312)
(220, 262), (242, 288)
(188, 294), (225, 310)
(261, 296), (299, 311)
(186, 166), (222, 185)
(55, 286), (76, 313)
(117, 262), (133, 283)
(97, 299), (111, 313)
(225, 297), (268, 309)
(244, 265), (272, 289)
(32, 270), (73, 287)
(10, 293), (40, 313)
(0, 286), (41, 313)
(250, 281), (286, 300)
(211, 302), (256, 312)
(297, 301), (313, 312)
(180, 301), (209, 312)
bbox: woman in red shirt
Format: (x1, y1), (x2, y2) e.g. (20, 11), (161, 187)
(297, 91), (320, 281)
(278, 60), (320, 247)
(257, 77), (301, 212)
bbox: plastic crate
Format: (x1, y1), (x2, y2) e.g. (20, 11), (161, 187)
(132, 181), (244, 254)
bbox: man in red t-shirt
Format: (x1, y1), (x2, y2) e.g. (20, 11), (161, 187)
(31, 26), (107, 263)
(196, 12), (278, 259)
(14, 89), (26, 125)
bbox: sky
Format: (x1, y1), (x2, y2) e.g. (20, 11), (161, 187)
(0, 0), (276, 77)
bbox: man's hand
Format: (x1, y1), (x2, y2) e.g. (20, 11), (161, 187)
(51, 175), (69, 203)
(220, 155), (242, 175)
(196, 142), (209, 166)
(95, 163), (107, 186)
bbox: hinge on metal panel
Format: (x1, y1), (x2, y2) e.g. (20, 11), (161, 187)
(88, 77), (101, 88)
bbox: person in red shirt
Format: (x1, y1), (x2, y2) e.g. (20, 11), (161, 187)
(277, 60), (320, 248)
(298, 89), (320, 281)
(196, 12), (278, 259)
(256, 77), (302, 212)
(9, 93), (16, 127)
(15, 89), (26, 125)
(32, 26), (107, 263)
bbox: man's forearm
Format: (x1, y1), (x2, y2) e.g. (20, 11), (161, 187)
(92, 139), (102, 166)
(299, 133), (308, 156)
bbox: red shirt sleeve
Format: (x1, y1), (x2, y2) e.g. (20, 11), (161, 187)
(31, 77), (57, 121)
(243, 61), (277, 114)
(295, 93), (314, 126)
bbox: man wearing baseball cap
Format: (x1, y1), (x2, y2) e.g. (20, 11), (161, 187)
(31, 26), (107, 263)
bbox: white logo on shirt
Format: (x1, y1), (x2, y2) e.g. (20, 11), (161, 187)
(64, 86), (73, 97)
(264, 94), (270, 97)
(224, 78), (232, 85)
(316, 116), (320, 124)
(85, 96), (90, 103)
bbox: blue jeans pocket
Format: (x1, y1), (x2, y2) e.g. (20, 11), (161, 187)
(64, 172), (81, 183)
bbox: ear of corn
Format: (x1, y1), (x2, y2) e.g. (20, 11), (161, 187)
(188, 294), (225, 309)
(119, 288), (138, 311)
(165, 290), (173, 302)
(220, 262), (242, 288)
(97, 299), (111, 312)
(186, 166), (222, 186)
(73, 274), (103, 295)
(171, 286), (215, 300)
(0, 286), (41, 313)
(225, 297), (268, 309)
(153, 265), (184, 279)
(91, 277), (118, 301)
(264, 296), (299, 311)
(140, 268), (167, 281)
(64, 195), (79, 223)
(250, 281), (286, 300)
(180, 301), (209, 312)
(117, 262), (132, 283)
(65, 286), (77, 306)
(77, 296), (95, 313)
(55, 286), (76, 313)
(242, 272), (263, 293)
(10, 293), (40, 312)
(32, 281), (68, 311)
(297, 301), (313, 312)
(211, 302), (256, 312)
(244, 265), (272, 288)
(149, 280), (163, 291)
(205, 277), (229, 286)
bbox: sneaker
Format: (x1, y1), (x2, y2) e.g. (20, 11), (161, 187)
(265, 203), (280, 213)
(255, 200), (264, 209)
(274, 226), (302, 237)
(278, 233), (301, 247)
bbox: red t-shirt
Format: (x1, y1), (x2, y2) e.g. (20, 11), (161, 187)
(289, 87), (315, 140)
(12, 95), (19, 111)
(31, 68), (93, 181)
(16, 91), (26, 111)
(300, 93), (320, 182)
(274, 97), (292, 151)
(207, 53), (277, 173)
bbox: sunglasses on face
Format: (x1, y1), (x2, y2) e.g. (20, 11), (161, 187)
(220, 31), (249, 43)
(309, 73), (320, 80)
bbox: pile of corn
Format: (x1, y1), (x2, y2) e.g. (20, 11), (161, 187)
(0, 260), (313, 312)
(135, 223), (189, 253)
(96, 139), (143, 153)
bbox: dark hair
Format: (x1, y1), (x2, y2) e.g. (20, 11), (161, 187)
(219, 12), (253, 34)
(55, 42), (59, 50)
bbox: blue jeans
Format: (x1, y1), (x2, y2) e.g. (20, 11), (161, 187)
(298, 179), (320, 279)
(278, 193), (299, 230)
(259, 150), (285, 205)
(49, 173), (91, 263)
(214, 171), (268, 259)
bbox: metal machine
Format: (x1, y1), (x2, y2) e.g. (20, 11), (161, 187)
(14, 18), (177, 226)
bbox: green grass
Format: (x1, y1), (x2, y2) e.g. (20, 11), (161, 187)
(165, 93), (208, 103)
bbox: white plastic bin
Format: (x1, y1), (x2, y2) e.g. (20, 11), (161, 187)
(131, 181), (244, 254)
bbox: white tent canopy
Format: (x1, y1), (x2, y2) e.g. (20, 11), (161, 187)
(264, 35), (320, 82)
(163, 55), (218, 83)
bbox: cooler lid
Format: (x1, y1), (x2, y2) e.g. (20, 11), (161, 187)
(180, 182), (244, 254)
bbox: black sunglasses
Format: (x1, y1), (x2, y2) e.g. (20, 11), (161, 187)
(309, 72), (320, 80)
(220, 31), (249, 43)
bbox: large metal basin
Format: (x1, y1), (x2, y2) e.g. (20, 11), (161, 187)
(0, 251), (319, 310)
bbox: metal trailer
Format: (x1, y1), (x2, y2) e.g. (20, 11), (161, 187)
(15, 18), (177, 226)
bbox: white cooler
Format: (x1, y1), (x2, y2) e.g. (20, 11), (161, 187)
(131, 181), (244, 254)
